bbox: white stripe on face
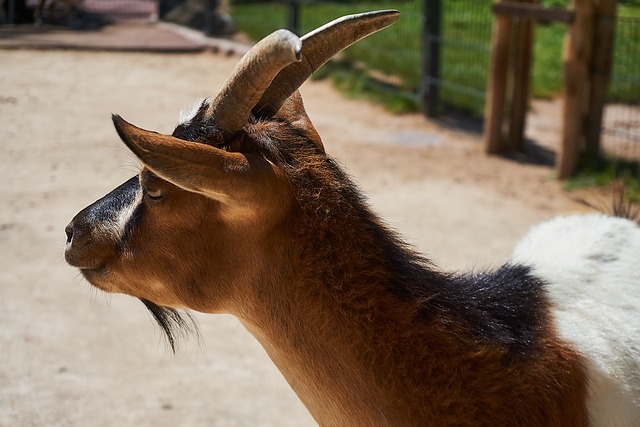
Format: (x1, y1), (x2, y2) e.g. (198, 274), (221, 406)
(95, 178), (142, 243)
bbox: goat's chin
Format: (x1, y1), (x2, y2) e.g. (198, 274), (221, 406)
(79, 267), (115, 292)
(80, 269), (198, 352)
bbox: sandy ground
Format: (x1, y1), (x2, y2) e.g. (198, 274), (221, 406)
(0, 49), (587, 426)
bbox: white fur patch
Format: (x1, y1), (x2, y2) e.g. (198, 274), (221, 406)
(97, 187), (142, 242)
(178, 98), (207, 126)
(511, 214), (640, 426)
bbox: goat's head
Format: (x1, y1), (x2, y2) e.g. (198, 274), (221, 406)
(64, 11), (399, 325)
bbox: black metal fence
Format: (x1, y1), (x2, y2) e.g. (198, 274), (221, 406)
(423, 0), (492, 118)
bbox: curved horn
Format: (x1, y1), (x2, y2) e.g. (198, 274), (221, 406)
(206, 29), (302, 135)
(254, 10), (400, 117)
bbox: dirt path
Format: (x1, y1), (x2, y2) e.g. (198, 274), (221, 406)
(0, 49), (585, 427)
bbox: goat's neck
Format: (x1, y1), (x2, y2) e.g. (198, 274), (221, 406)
(229, 160), (588, 425)
(239, 279), (419, 426)
(233, 214), (588, 426)
(236, 222), (442, 425)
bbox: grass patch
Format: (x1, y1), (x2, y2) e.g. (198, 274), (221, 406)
(315, 60), (421, 114)
(565, 154), (640, 202)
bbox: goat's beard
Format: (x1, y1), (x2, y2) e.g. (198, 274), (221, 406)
(140, 299), (198, 353)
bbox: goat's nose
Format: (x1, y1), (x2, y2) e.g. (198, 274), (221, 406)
(65, 218), (91, 250)
(65, 222), (74, 244)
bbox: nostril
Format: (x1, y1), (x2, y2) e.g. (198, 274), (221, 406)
(65, 223), (74, 244)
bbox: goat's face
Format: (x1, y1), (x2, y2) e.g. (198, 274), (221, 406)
(64, 12), (399, 314)
(64, 102), (305, 312)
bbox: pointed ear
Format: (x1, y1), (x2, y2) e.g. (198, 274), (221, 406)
(275, 91), (324, 151)
(112, 115), (281, 205)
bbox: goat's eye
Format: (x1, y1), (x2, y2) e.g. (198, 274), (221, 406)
(145, 188), (164, 201)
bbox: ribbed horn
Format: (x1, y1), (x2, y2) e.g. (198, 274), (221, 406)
(254, 10), (400, 117)
(206, 29), (302, 134)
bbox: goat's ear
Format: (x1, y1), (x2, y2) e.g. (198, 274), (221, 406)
(276, 91), (324, 150)
(113, 115), (281, 205)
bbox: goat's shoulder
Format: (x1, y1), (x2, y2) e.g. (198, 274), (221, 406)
(417, 263), (552, 356)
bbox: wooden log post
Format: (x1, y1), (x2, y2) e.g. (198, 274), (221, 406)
(585, 0), (617, 155)
(558, 0), (596, 179)
(507, 0), (537, 152)
(484, 14), (513, 154)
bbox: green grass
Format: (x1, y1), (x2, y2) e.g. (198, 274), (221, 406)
(316, 60), (422, 114)
(229, 0), (640, 116)
(564, 154), (640, 202)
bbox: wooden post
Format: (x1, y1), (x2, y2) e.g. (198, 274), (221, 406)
(558, 0), (595, 178)
(422, 0), (442, 118)
(484, 14), (513, 153)
(507, 0), (537, 151)
(585, 0), (617, 155)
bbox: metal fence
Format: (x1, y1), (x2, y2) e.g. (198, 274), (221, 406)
(230, 1), (422, 93)
(423, 0), (492, 118)
(602, 15), (640, 161)
(230, 0), (640, 163)
(229, 0), (494, 116)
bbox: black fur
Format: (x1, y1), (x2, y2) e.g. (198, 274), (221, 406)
(172, 103), (221, 144)
(431, 265), (549, 355)
(140, 299), (198, 353)
(83, 176), (139, 227)
(361, 209), (549, 356)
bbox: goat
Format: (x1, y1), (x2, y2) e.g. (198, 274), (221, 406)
(64, 10), (640, 426)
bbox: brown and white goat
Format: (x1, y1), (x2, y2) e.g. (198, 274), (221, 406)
(65, 11), (640, 426)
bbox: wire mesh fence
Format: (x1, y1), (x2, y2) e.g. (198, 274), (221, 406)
(229, 0), (494, 116)
(229, 0), (640, 164)
(230, 1), (422, 91)
(428, 0), (492, 117)
(602, 15), (640, 161)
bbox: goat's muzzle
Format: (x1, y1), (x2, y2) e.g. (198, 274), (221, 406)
(64, 176), (140, 272)
(64, 217), (105, 270)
